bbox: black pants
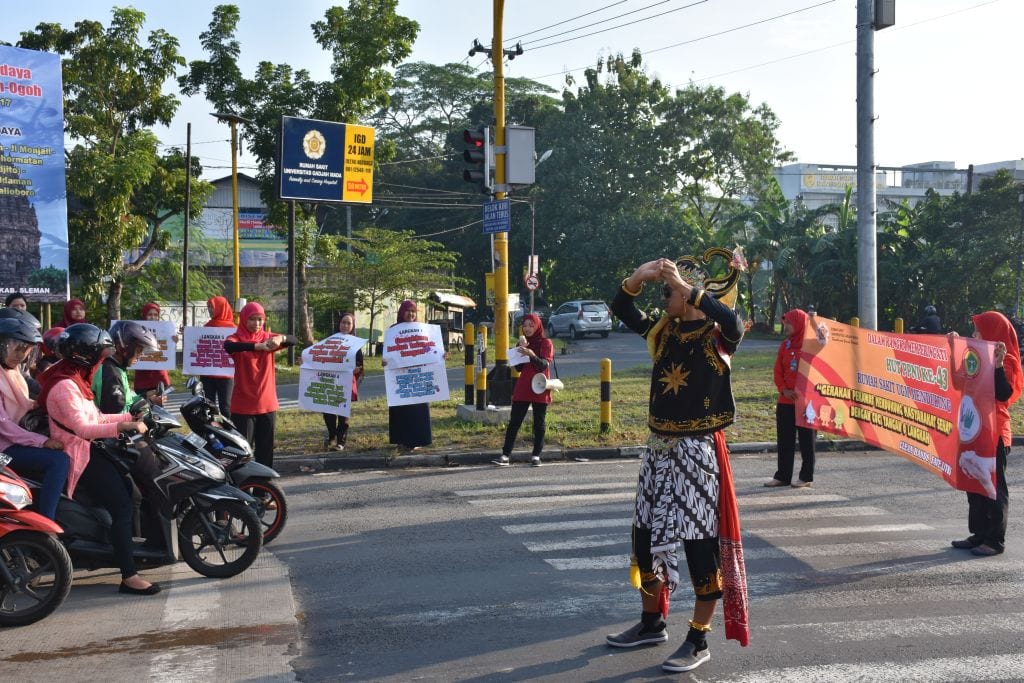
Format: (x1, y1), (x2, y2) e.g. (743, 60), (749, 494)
(502, 401), (548, 457)
(967, 441), (1009, 551)
(234, 412), (277, 468)
(774, 402), (816, 483)
(632, 526), (723, 601)
(200, 376), (233, 420)
(77, 453), (137, 579)
(322, 413), (351, 444)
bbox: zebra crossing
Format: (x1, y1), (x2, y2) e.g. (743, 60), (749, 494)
(451, 464), (1024, 682)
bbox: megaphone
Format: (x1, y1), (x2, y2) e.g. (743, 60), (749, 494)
(531, 374), (564, 394)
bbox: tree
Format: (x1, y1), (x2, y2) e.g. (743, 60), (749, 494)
(181, 1), (419, 341)
(17, 8), (206, 319)
(312, 227), (462, 346)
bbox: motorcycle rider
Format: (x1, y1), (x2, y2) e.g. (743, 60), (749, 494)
(36, 323), (158, 595)
(93, 321), (161, 414)
(0, 317), (69, 520)
(911, 305), (943, 334)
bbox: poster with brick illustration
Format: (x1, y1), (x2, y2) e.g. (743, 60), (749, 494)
(182, 327), (235, 377)
(300, 333), (366, 372)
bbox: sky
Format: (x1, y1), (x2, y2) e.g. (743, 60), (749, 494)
(4, 0), (1023, 180)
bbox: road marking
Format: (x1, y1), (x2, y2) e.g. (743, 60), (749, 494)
(740, 493), (850, 505)
(752, 522), (933, 538)
(504, 518), (625, 534)
(768, 612), (1024, 640)
(468, 492), (633, 507)
(741, 506), (887, 521)
(454, 482), (636, 497)
(523, 533), (625, 552)
(722, 653), (1024, 683)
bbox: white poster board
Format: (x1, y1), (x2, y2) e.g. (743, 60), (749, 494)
(385, 363), (449, 406)
(300, 333), (366, 371)
(128, 320), (176, 371)
(508, 346), (529, 367)
(182, 327), (235, 377)
(383, 323), (445, 370)
(298, 368), (352, 417)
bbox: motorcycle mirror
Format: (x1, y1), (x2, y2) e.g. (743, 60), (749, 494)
(0, 453), (10, 469)
(129, 397), (150, 417)
(187, 377), (205, 396)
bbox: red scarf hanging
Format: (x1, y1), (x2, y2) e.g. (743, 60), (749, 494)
(714, 429), (750, 646)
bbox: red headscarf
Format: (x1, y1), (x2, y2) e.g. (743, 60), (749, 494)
(783, 308), (808, 346)
(972, 311), (1024, 446)
(60, 299), (87, 328)
(37, 358), (98, 409)
(521, 313), (547, 354)
(234, 301), (271, 344)
(141, 302), (161, 320)
(395, 300), (417, 326)
(206, 296), (235, 328)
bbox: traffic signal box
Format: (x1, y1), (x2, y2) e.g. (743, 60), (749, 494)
(462, 125), (493, 195)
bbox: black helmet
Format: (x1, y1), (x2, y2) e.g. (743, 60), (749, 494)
(109, 320), (160, 359)
(0, 307), (42, 331)
(58, 323), (114, 368)
(924, 305), (937, 316)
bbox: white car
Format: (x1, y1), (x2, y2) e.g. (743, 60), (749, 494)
(547, 300), (612, 339)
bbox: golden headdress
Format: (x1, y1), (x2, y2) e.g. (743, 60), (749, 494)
(675, 246), (745, 309)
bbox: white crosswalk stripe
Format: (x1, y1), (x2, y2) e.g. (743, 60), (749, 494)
(452, 468), (1023, 681)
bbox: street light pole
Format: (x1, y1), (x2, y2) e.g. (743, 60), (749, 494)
(529, 199), (536, 313)
(1016, 189), (1024, 318)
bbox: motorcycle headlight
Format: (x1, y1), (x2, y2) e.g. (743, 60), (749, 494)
(0, 481), (32, 509)
(198, 457), (227, 481)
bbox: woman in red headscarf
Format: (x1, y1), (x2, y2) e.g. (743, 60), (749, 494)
(493, 313), (554, 467)
(764, 308), (816, 488)
(201, 295), (236, 419)
(133, 302), (172, 402)
(60, 299), (87, 328)
(223, 302), (295, 468)
(950, 311), (1023, 556)
(386, 300), (432, 450)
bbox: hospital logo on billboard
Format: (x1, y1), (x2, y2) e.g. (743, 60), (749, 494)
(303, 129), (326, 159)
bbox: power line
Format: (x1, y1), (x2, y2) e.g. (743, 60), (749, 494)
(527, 0), (834, 80)
(506, 0), (635, 42)
(526, 0), (709, 50)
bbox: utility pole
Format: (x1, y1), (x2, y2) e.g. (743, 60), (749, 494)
(856, 0), (878, 330)
(212, 112), (253, 313)
(490, 0), (511, 402)
(1016, 188), (1024, 319)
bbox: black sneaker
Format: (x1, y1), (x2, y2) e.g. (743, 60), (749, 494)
(951, 536), (982, 549)
(606, 621), (668, 648)
(661, 641), (710, 672)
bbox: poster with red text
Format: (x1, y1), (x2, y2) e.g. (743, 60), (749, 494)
(383, 323), (444, 370)
(300, 333), (366, 372)
(129, 320), (177, 372)
(796, 317), (1000, 498)
(182, 327), (235, 377)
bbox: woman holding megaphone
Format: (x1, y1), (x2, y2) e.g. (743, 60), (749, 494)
(493, 313), (555, 467)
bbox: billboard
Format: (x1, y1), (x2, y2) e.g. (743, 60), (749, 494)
(0, 45), (69, 303)
(277, 115), (374, 204)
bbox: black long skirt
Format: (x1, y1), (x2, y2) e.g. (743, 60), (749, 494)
(388, 403), (432, 447)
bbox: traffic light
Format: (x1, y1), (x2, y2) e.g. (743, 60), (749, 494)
(462, 124), (492, 195)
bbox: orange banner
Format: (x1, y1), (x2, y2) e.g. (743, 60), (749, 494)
(795, 317), (1000, 499)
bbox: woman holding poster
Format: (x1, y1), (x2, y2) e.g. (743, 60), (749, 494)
(387, 300), (432, 450)
(133, 303), (172, 402)
(493, 313), (553, 467)
(322, 312), (364, 451)
(201, 296), (237, 418)
(950, 312), (1022, 557)
(224, 302), (296, 468)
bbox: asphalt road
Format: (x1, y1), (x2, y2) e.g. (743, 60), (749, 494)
(6, 449), (1023, 681)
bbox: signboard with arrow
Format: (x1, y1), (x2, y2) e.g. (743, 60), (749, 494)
(278, 115), (374, 204)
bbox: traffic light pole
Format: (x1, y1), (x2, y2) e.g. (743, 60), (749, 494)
(486, 0), (514, 405)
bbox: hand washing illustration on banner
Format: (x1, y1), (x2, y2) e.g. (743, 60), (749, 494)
(382, 322), (444, 370)
(795, 317), (999, 498)
(182, 327), (235, 377)
(130, 320), (177, 371)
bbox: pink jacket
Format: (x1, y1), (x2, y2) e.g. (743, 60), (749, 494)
(45, 379), (129, 496)
(0, 395), (48, 452)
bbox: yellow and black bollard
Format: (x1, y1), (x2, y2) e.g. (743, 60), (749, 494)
(600, 358), (612, 434)
(850, 316), (860, 328)
(464, 322), (475, 405)
(475, 325), (488, 410)
(894, 318), (904, 333)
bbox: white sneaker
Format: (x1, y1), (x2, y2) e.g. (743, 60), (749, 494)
(530, 456), (542, 467)
(492, 455), (510, 466)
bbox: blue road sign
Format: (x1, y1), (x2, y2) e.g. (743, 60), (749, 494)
(482, 199), (511, 234)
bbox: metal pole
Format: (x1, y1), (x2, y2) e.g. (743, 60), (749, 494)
(346, 205), (352, 253)
(856, 0), (877, 330)
(529, 200), (535, 314)
(182, 123), (191, 327)
(287, 200), (296, 365)
(230, 119), (241, 309)
(1016, 190), (1024, 319)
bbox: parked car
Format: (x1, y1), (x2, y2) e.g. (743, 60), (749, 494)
(547, 300), (612, 339)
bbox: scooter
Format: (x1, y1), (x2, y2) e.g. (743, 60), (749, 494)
(36, 399), (263, 579)
(179, 378), (287, 544)
(0, 453), (73, 626)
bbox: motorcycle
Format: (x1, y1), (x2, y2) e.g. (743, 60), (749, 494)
(34, 400), (263, 579)
(0, 453), (73, 626)
(179, 378), (287, 544)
